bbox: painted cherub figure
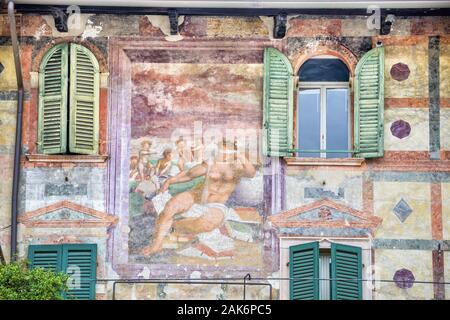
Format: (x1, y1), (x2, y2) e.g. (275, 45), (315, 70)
(129, 155), (140, 181)
(138, 139), (156, 180)
(156, 148), (174, 179)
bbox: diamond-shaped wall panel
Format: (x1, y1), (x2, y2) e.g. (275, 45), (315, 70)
(393, 198), (413, 223)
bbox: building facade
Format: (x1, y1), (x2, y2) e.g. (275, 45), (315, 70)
(0, 1), (449, 300)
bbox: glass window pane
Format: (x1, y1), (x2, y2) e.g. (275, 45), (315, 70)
(326, 88), (349, 158)
(299, 58), (349, 82)
(298, 88), (321, 158)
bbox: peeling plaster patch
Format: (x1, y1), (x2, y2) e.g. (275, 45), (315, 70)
(190, 271), (202, 279)
(34, 24), (51, 41)
(145, 15), (185, 41)
(175, 82), (194, 93)
(268, 271), (280, 289)
(260, 15), (295, 39)
(81, 18), (103, 40)
(100, 73), (109, 89)
(137, 266), (151, 278)
(121, 225), (131, 234)
(259, 16), (274, 39)
(42, 14), (94, 37)
(30, 72), (39, 89)
(105, 263), (120, 279)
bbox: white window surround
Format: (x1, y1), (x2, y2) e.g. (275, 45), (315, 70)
(279, 237), (373, 300)
(297, 81), (351, 159)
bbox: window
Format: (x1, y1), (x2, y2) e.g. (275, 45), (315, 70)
(289, 241), (362, 300)
(28, 244), (97, 300)
(297, 57), (350, 158)
(262, 47), (385, 160)
(38, 43), (100, 155)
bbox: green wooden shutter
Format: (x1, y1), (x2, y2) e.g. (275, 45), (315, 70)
(28, 244), (97, 300)
(331, 243), (362, 300)
(38, 43), (69, 154)
(289, 241), (319, 300)
(263, 48), (294, 157)
(62, 244), (97, 300)
(354, 46), (385, 158)
(69, 43), (100, 155)
(28, 244), (63, 272)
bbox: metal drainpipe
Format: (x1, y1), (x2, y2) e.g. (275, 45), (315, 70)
(7, 0), (24, 262)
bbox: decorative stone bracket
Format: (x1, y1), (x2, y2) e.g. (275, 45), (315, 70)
(273, 13), (287, 39)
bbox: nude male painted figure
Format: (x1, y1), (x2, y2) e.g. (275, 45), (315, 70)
(141, 141), (256, 256)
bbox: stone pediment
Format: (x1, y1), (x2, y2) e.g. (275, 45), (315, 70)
(269, 199), (382, 230)
(19, 201), (118, 228)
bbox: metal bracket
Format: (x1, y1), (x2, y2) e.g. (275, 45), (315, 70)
(168, 9), (179, 35)
(380, 14), (395, 35)
(50, 6), (69, 32)
(273, 13), (287, 39)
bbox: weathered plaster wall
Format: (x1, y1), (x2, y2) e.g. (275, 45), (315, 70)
(0, 12), (448, 299)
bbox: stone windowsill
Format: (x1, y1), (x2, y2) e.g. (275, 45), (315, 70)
(26, 154), (109, 163)
(284, 157), (365, 167)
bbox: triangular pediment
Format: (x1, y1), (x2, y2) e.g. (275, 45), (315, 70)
(19, 201), (118, 228)
(269, 199), (381, 230)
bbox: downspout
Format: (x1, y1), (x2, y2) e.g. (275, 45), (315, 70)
(7, 0), (24, 261)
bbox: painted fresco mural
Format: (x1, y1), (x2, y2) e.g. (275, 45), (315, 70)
(127, 60), (266, 266)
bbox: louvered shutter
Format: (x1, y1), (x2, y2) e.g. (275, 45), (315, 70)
(289, 241), (319, 300)
(263, 48), (294, 157)
(69, 43), (100, 155)
(62, 244), (97, 300)
(331, 243), (362, 300)
(38, 43), (69, 154)
(28, 245), (63, 272)
(354, 46), (385, 158)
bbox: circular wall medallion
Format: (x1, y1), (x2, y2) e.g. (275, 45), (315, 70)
(393, 268), (415, 289)
(390, 120), (411, 139)
(390, 63), (410, 81)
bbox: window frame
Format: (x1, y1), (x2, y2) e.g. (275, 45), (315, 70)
(297, 81), (351, 159)
(280, 237), (371, 300)
(28, 243), (97, 300)
(37, 42), (100, 156)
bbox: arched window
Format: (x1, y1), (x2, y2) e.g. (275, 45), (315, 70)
(262, 47), (384, 160)
(38, 43), (100, 155)
(297, 56), (350, 158)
